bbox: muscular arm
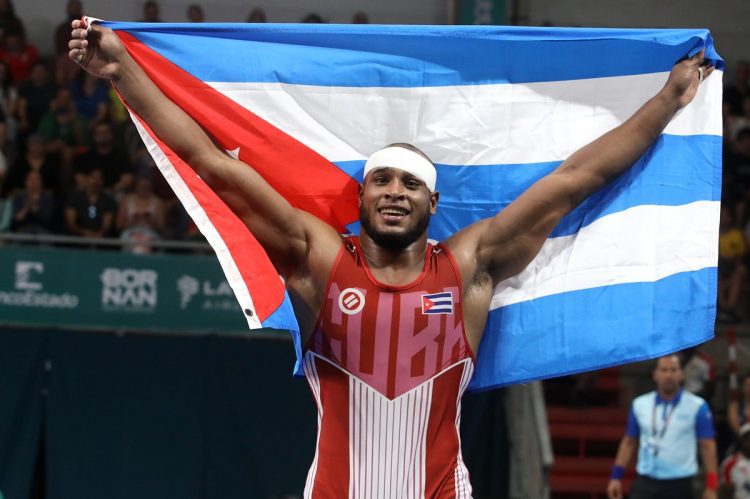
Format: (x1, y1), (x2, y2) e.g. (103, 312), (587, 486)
(69, 21), (340, 276)
(447, 52), (712, 285)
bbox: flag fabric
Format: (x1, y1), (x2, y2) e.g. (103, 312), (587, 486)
(94, 19), (723, 391)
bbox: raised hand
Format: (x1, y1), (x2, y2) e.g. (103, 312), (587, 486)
(68, 19), (128, 81)
(662, 50), (715, 109)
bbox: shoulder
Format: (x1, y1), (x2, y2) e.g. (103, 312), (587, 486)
(681, 390), (709, 409)
(633, 390), (655, 407)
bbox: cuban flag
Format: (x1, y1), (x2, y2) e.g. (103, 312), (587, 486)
(422, 292), (454, 315)
(93, 19), (723, 391)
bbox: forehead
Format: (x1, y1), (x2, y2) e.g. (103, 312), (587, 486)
(656, 356), (680, 369)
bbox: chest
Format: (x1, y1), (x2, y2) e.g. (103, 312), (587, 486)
(308, 248), (472, 399)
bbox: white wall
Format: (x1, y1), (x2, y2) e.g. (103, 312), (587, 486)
(523, 0), (750, 69)
(16, 0), (452, 57)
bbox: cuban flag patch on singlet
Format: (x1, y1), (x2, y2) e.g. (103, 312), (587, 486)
(421, 291), (454, 315)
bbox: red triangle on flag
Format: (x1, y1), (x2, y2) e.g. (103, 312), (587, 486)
(422, 296), (434, 312)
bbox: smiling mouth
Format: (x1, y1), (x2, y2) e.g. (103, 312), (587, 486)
(377, 206), (410, 216)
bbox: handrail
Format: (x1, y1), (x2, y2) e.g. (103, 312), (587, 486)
(0, 231), (213, 251)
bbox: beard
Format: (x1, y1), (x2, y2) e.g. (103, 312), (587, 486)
(359, 205), (431, 251)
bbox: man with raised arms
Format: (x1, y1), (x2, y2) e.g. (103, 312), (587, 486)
(70, 20), (712, 498)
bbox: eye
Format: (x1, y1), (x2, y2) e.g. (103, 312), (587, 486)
(374, 175), (389, 185)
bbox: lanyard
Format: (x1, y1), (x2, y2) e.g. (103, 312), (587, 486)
(650, 395), (676, 457)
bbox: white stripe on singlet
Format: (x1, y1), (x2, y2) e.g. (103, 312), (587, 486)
(350, 370), (433, 498)
(303, 354), (323, 499)
(454, 363), (475, 499)
(304, 352), (474, 498)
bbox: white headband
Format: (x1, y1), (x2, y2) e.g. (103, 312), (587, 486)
(363, 146), (436, 191)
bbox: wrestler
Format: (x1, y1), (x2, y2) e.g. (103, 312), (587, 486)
(70, 20), (712, 498)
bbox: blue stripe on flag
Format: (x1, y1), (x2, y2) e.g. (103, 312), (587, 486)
(338, 134), (720, 240)
(105, 23), (722, 87)
(468, 267), (717, 391)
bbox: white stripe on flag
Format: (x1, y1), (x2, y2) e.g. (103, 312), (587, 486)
(491, 200), (720, 310)
(208, 71), (722, 165)
(130, 112), (263, 328)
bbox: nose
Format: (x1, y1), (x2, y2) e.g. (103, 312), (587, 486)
(384, 179), (407, 200)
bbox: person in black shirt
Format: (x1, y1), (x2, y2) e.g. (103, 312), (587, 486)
(74, 121), (133, 194)
(17, 61), (57, 138)
(65, 167), (116, 237)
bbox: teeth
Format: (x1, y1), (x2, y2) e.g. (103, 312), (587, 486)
(379, 208), (408, 216)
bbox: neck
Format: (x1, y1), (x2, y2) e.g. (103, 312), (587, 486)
(658, 387), (679, 401)
(357, 231), (429, 286)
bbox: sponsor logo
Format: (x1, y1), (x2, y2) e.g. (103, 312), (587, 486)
(177, 275), (238, 311)
(15, 261), (44, 290)
(101, 268), (158, 311)
(421, 291), (454, 315)
(0, 261), (79, 309)
(338, 288), (365, 315)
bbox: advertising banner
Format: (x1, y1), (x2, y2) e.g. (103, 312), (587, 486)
(0, 246), (274, 335)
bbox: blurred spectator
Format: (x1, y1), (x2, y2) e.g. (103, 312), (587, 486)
(69, 71), (109, 127)
(247, 8), (266, 22)
(728, 128), (750, 191)
(729, 375), (750, 437)
(352, 11), (369, 24)
(74, 121), (133, 196)
(187, 4), (204, 22)
(720, 423), (750, 497)
(728, 96), (750, 141)
(54, 1), (84, 86)
(64, 168), (116, 237)
(683, 347), (716, 401)
(4, 133), (60, 196)
(54, 0), (83, 55)
(726, 61), (750, 117)
(11, 170), (55, 233)
(0, 59), (17, 147)
(37, 87), (88, 159)
(118, 173), (164, 253)
(17, 61), (57, 139)
(0, 27), (39, 83)
(0, 149), (9, 231)
(140, 1), (162, 22)
(718, 205), (747, 323)
(302, 13), (324, 23)
(0, 0), (23, 39)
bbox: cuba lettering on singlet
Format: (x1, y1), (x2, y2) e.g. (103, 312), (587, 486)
(303, 237), (475, 499)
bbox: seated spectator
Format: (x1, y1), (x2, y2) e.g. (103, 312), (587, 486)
(54, 0), (83, 56)
(247, 8), (266, 22)
(302, 13), (324, 23)
(0, 150), (10, 231)
(0, 26), (38, 83)
(0, 0), (23, 41)
(74, 121), (133, 196)
(3, 133), (61, 196)
(17, 61), (57, 138)
(728, 128), (750, 190)
(718, 205), (747, 322)
(0, 59), (18, 147)
(683, 347), (716, 400)
(186, 4), (204, 22)
(729, 375), (750, 437)
(352, 11), (369, 24)
(69, 71), (109, 127)
(37, 87), (88, 167)
(118, 173), (164, 253)
(64, 168), (116, 238)
(140, 1), (162, 22)
(720, 423), (750, 497)
(53, 1), (84, 87)
(725, 61), (750, 118)
(11, 170), (55, 234)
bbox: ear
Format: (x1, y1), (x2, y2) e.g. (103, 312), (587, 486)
(429, 191), (439, 214)
(358, 182), (364, 207)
